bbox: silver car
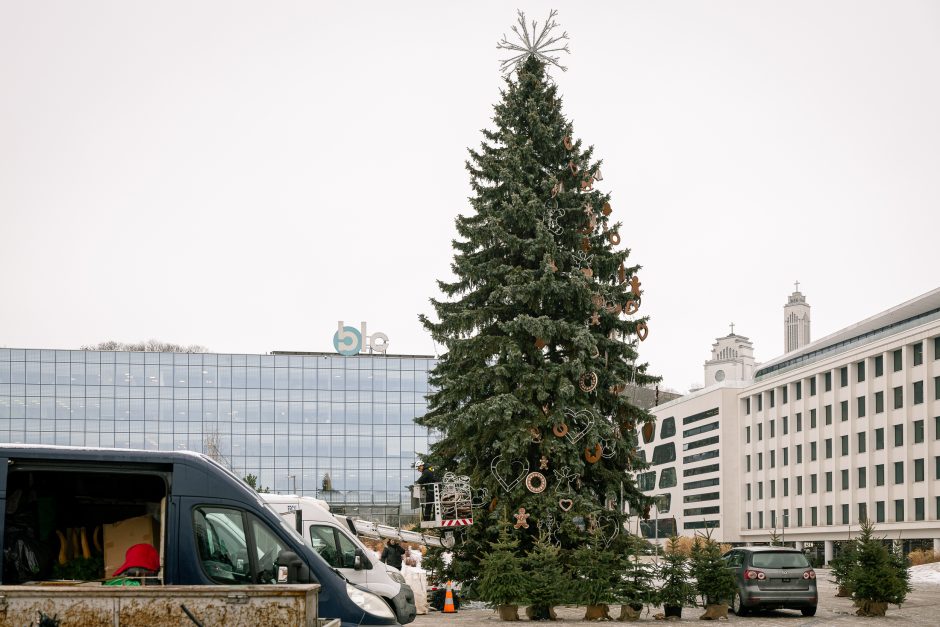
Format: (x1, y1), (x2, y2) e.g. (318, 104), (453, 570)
(723, 546), (818, 616)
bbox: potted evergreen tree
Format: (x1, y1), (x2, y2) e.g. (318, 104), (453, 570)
(656, 536), (696, 618)
(847, 519), (911, 616)
(571, 528), (624, 620)
(690, 532), (736, 620)
(523, 531), (569, 620)
(477, 517), (529, 621)
(829, 537), (858, 598)
(618, 535), (655, 621)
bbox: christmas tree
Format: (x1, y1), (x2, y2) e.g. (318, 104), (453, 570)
(476, 513), (529, 617)
(848, 518), (911, 616)
(418, 9), (658, 604)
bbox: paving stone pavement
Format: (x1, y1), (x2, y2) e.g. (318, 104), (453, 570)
(411, 569), (940, 626)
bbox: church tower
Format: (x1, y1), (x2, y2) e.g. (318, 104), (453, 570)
(703, 324), (756, 387)
(784, 282), (811, 353)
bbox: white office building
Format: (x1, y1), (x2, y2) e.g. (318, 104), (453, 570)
(637, 287), (940, 563)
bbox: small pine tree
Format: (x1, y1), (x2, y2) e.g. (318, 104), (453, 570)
(524, 531), (570, 619)
(829, 537), (858, 597)
(848, 519), (911, 615)
(689, 532), (736, 607)
(656, 537), (696, 609)
(477, 516), (529, 611)
(621, 535), (656, 608)
(571, 529), (625, 618)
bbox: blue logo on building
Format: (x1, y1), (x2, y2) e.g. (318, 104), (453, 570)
(333, 323), (362, 356)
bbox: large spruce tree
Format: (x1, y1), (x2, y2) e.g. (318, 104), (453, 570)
(418, 11), (658, 598)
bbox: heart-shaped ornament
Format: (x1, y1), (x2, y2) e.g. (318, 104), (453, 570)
(559, 499), (574, 512)
(594, 515), (620, 548)
(563, 408), (596, 444)
(490, 455), (530, 493)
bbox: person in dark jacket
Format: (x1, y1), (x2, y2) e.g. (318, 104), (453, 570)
(380, 539), (405, 570)
(415, 463), (438, 521)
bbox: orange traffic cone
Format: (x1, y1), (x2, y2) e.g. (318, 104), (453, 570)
(443, 580), (456, 613)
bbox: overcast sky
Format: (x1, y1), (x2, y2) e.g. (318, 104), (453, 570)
(2, 1), (938, 393)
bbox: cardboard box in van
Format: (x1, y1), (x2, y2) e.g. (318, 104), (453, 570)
(103, 514), (159, 578)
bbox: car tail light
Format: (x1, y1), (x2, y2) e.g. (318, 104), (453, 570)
(744, 569), (766, 581)
(802, 570), (816, 580)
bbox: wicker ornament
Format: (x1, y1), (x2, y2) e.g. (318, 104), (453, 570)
(547, 258), (557, 272)
(602, 201), (612, 216)
(579, 371), (598, 392)
(584, 443), (603, 464)
(569, 161), (579, 174)
(529, 427), (542, 443)
(580, 177), (594, 192)
(535, 337), (547, 349)
(581, 267), (593, 279)
(551, 181), (564, 198)
(539, 455), (549, 470)
(581, 237), (591, 252)
(552, 423), (569, 437)
(591, 294), (605, 309)
(590, 345), (600, 359)
(606, 302), (621, 315)
(559, 498), (573, 512)
(618, 264), (626, 284)
(489, 497), (498, 512)
(562, 408), (596, 444)
(636, 321), (649, 341)
(525, 472), (547, 494)
(563, 135), (573, 150)
(624, 299), (640, 315)
(608, 231), (621, 245)
(514, 508), (530, 529)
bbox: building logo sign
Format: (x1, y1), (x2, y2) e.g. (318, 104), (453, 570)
(333, 321), (389, 356)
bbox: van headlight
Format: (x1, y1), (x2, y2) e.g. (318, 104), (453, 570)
(387, 570), (406, 584)
(347, 583), (395, 619)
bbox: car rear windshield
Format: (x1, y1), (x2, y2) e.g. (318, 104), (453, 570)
(751, 552), (810, 568)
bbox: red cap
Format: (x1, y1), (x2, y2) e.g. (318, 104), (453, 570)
(113, 543), (160, 576)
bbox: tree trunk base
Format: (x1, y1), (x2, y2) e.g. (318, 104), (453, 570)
(855, 600), (888, 617)
(497, 604), (520, 621)
(525, 605), (558, 620)
(663, 604), (683, 618)
(699, 604), (728, 620)
(618, 604), (641, 621)
(583, 604), (611, 620)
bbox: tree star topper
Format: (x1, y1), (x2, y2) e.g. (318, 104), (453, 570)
(497, 9), (570, 74)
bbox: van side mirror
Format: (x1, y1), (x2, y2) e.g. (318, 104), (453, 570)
(354, 548), (369, 571)
(278, 549), (311, 583)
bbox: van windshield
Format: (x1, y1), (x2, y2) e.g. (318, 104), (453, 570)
(751, 552), (810, 569)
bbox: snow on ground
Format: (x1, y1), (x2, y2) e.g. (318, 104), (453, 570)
(909, 562), (940, 585)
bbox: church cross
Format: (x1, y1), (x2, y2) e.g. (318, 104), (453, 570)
(794, 280), (800, 292)
(730, 322), (735, 335)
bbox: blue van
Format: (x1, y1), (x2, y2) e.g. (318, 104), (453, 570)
(0, 445), (401, 626)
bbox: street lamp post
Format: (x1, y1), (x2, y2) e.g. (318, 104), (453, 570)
(782, 512), (788, 545)
(288, 474), (297, 494)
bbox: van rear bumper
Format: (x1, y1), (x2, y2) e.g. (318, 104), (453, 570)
(390, 583), (417, 624)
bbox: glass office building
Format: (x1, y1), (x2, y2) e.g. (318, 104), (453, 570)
(0, 348), (436, 523)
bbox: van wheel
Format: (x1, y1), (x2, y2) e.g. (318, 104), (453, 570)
(801, 606), (817, 617)
(731, 591), (749, 616)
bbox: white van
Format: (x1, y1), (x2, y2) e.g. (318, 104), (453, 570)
(262, 494), (416, 625)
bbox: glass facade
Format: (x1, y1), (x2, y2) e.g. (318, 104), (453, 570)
(0, 348), (436, 522)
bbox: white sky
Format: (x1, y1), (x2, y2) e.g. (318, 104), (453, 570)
(1, 1), (938, 393)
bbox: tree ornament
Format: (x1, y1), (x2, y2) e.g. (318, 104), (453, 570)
(529, 427), (542, 443)
(591, 293), (605, 309)
(550, 181), (564, 198)
(490, 455), (530, 492)
(589, 311), (600, 326)
(553, 466), (580, 494)
(584, 443), (603, 463)
(562, 408), (595, 443)
(592, 168), (603, 181)
(547, 258), (557, 272)
(497, 10), (570, 75)
(636, 320), (649, 341)
(558, 498), (574, 512)
(609, 383), (626, 395)
(525, 471), (547, 493)
(590, 345), (600, 359)
(542, 404), (551, 415)
(552, 423), (569, 437)
(580, 237), (591, 252)
(580, 177), (594, 192)
(569, 161), (579, 174)
(605, 302), (620, 315)
(581, 267), (593, 279)
(579, 371), (598, 392)
(629, 275), (642, 297)
(563, 135), (573, 150)
(489, 497), (499, 512)
(539, 455), (549, 470)
(535, 337), (547, 349)
(600, 439), (616, 458)
(608, 231), (620, 245)
(624, 299), (640, 315)
(618, 263), (626, 284)
(543, 200), (565, 235)
(514, 508), (530, 529)
(642, 422), (654, 442)
(602, 201), (612, 216)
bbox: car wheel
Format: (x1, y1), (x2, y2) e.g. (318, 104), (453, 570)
(731, 591), (749, 616)
(801, 606), (817, 617)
